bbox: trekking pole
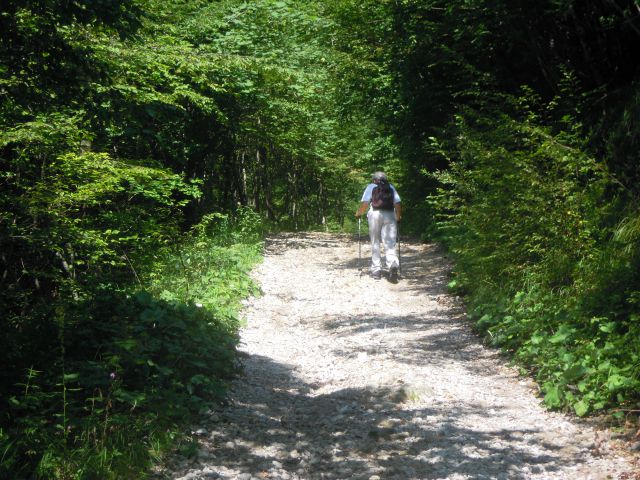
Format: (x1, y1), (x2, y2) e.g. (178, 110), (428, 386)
(358, 217), (362, 277)
(397, 221), (402, 276)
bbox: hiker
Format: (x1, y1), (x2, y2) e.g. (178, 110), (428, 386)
(355, 171), (402, 281)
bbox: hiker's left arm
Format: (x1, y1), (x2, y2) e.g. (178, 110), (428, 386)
(394, 202), (402, 222)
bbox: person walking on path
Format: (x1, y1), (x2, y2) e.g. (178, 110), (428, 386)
(355, 171), (402, 281)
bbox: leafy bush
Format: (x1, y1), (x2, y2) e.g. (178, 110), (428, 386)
(4, 293), (236, 478)
(431, 101), (640, 417)
(0, 209), (262, 479)
(147, 207), (263, 322)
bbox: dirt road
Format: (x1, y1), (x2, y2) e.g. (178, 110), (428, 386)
(166, 233), (636, 480)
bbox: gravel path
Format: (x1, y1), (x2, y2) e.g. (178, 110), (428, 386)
(166, 232), (637, 480)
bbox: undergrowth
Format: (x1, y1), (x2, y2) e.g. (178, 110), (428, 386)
(0, 208), (263, 479)
(430, 96), (640, 419)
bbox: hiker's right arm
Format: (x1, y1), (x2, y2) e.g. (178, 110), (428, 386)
(355, 201), (369, 218)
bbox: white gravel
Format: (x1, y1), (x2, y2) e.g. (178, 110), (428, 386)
(162, 232), (638, 480)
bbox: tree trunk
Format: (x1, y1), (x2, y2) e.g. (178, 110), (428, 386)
(569, 4), (604, 86)
(238, 150), (248, 206)
(257, 147), (276, 220)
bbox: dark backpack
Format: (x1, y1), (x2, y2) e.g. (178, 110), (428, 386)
(371, 181), (394, 210)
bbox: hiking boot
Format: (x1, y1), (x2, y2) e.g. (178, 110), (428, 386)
(389, 265), (399, 282)
(371, 270), (381, 280)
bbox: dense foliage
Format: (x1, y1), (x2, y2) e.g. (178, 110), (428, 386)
(2, 0), (640, 476)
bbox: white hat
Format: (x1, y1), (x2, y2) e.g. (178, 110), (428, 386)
(372, 171), (387, 182)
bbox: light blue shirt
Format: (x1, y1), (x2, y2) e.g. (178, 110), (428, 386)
(360, 183), (401, 204)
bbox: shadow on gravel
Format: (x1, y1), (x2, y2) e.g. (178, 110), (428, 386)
(264, 233), (351, 255)
(322, 313), (481, 365)
(336, 242), (451, 293)
(265, 232), (448, 289)
(185, 354), (583, 480)
(318, 312), (495, 377)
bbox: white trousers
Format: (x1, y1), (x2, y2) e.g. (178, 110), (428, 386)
(367, 209), (398, 273)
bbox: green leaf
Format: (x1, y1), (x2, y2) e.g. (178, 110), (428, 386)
(562, 364), (586, 382)
(542, 384), (562, 408)
(573, 400), (589, 417)
(599, 322), (616, 333)
(607, 374), (628, 391)
(116, 339), (138, 351)
(530, 332), (545, 345)
(549, 324), (574, 344)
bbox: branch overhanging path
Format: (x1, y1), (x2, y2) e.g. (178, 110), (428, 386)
(165, 233), (635, 480)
